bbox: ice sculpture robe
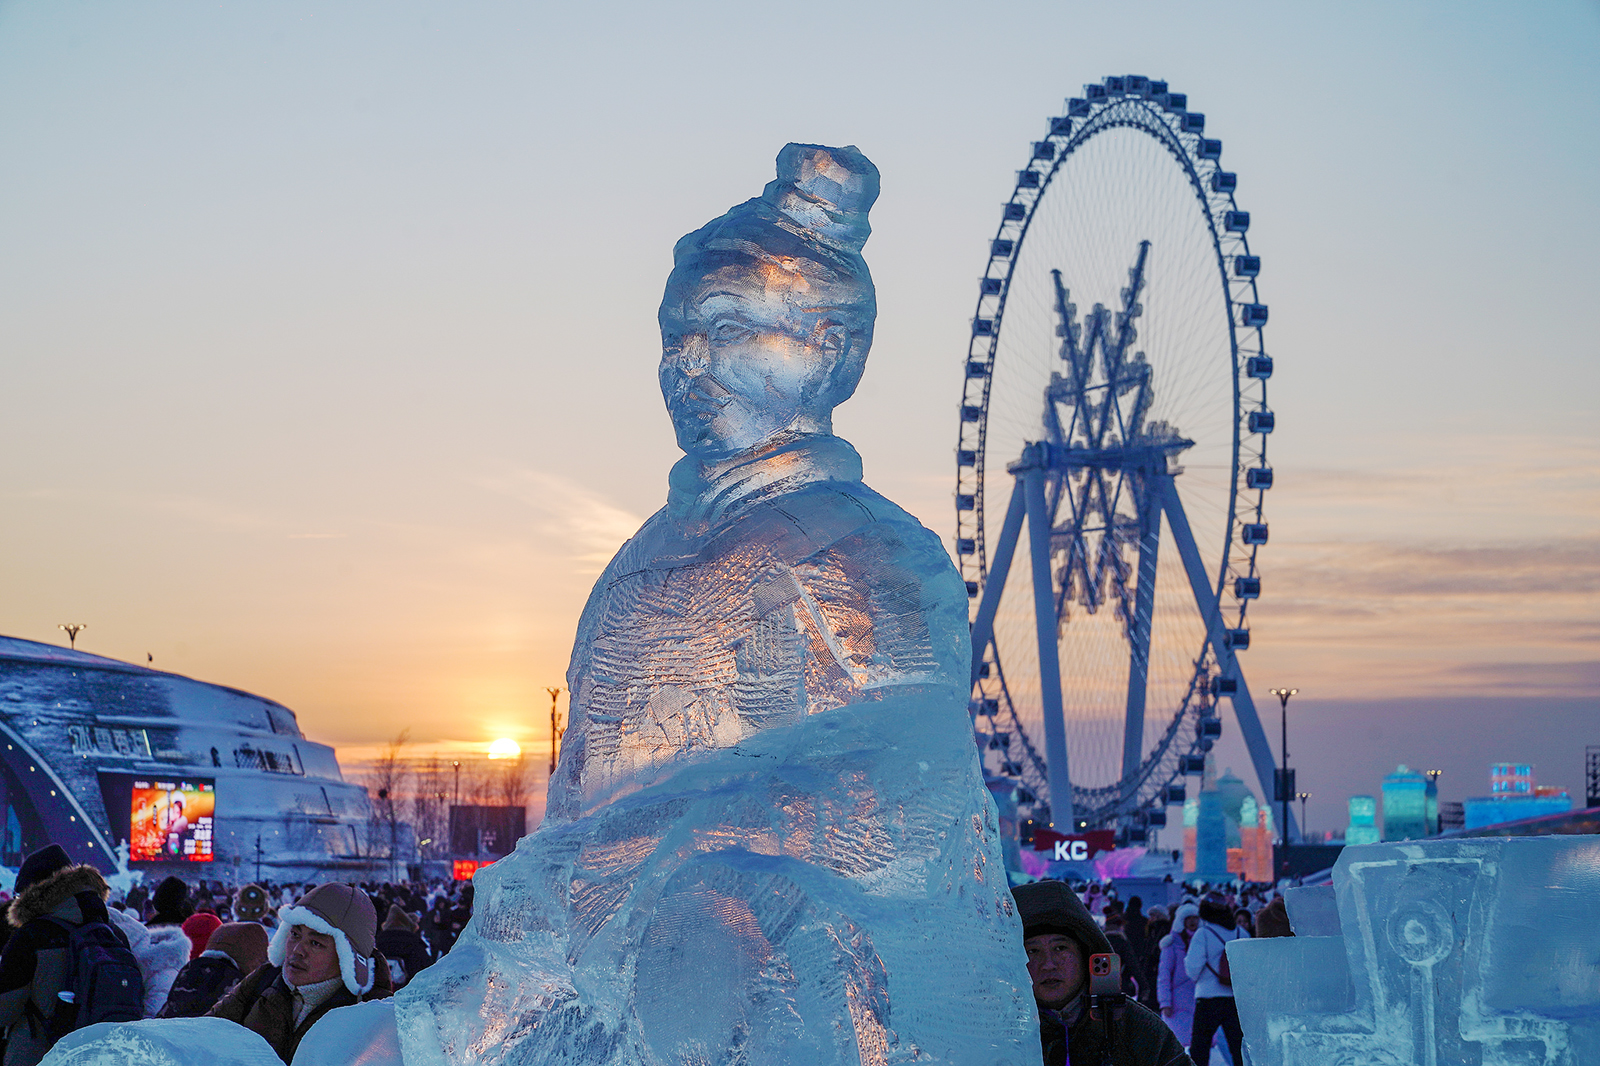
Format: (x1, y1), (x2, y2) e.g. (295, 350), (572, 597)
(394, 434), (1037, 1066)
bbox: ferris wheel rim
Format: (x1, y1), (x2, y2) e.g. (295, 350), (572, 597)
(956, 75), (1275, 823)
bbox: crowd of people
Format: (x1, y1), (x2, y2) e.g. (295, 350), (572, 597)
(0, 839), (1294, 1066)
(0, 845), (477, 1064)
(1017, 878), (1293, 1066)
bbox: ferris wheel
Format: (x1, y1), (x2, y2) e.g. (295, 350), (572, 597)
(957, 75), (1293, 842)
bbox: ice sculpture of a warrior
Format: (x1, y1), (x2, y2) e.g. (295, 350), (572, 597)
(395, 144), (1038, 1066)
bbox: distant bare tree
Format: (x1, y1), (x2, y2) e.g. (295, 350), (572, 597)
(460, 757), (494, 807)
(410, 756), (450, 862)
(366, 729), (411, 880)
(493, 754), (534, 813)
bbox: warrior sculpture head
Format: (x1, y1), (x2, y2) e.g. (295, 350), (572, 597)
(658, 143), (879, 461)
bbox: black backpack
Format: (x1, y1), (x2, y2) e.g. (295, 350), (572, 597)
(158, 955), (241, 1018)
(32, 916), (145, 1043)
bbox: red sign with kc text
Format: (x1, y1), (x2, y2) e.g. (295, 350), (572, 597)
(1031, 829), (1116, 862)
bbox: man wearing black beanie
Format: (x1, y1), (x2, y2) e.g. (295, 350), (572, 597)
(1012, 880), (1193, 1066)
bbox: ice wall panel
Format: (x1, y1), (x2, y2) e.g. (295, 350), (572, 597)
(1231, 836), (1600, 1066)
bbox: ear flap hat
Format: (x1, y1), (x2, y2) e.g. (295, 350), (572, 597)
(268, 882), (378, 995)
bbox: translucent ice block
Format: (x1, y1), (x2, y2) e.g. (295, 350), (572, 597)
(1230, 835), (1600, 1066)
(41, 1018), (281, 1066)
(394, 144), (1037, 1065)
(292, 1000), (405, 1066)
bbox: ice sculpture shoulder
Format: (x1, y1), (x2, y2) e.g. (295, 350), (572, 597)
(394, 144), (1038, 1066)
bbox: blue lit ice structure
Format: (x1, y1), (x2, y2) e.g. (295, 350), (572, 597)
(1381, 765), (1429, 841)
(1346, 795), (1380, 846)
(1464, 762), (1574, 829)
(1228, 835), (1600, 1066)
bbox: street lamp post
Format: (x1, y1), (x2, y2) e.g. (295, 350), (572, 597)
(1297, 791), (1311, 838)
(58, 623), (86, 650)
(1269, 687), (1298, 847)
(452, 761), (461, 807)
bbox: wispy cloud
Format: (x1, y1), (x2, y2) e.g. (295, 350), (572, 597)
(471, 468), (643, 574)
(1235, 432), (1600, 698)
(1249, 535), (1599, 697)
(1264, 537), (1600, 600)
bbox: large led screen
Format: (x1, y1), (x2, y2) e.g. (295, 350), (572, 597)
(100, 774), (216, 863)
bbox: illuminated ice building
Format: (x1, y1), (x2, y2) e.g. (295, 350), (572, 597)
(0, 634), (384, 881)
(1182, 753), (1274, 882)
(1463, 762), (1573, 830)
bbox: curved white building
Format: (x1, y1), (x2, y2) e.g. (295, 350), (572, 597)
(0, 634), (383, 881)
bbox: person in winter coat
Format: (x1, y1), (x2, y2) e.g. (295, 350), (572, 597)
(373, 905), (432, 990)
(1254, 895), (1292, 938)
(233, 884), (271, 925)
(181, 912), (222, 959)
(426, 895), (457, 957)
(0, 846), (131, 1066)
(1102, 912), (1142, 998)
(1139, 907), (1170, 1011)
(1013, 880), (1193, 1066)
(148, 876), (192, 927)
(1158, 903), (1201, 1045)
(103, 904), (191, 1018)
(208, 883), (392, 1063)
(1182, 894), (1247, 1066)
(1124, 896), (1150, 972)
(160, 921), (269, 1018)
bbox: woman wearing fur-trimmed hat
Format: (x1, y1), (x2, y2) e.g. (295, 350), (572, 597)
(1157, 902), (1202, 1045)
(208, 883), (392, 1063)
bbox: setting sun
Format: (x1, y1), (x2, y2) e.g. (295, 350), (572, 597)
(487, 737), (522, 760)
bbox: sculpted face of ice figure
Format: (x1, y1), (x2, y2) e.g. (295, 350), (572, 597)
(659, 145), (875, 460)
(392, 144), (1039, 1066)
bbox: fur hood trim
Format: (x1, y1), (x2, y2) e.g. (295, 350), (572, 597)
(268, 903), (374, 996)
(107, 905), (150, 949)
(143, 924), (195, 972)
(7, 864), (108, 928)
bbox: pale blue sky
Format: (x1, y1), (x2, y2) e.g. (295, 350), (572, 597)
(1, 1), (1595, 832)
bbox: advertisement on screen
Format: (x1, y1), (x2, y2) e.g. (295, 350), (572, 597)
(128, 778), (216, 862)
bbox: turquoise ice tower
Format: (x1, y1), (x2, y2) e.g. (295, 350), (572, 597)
(1194, 752), (1232, 880)
(1381, 764), (1430, 841)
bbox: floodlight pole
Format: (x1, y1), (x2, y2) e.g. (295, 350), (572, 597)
(1269, 687), (1298, 846)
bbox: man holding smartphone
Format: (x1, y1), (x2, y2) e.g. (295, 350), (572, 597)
(1013, 881), (1194, 1066)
